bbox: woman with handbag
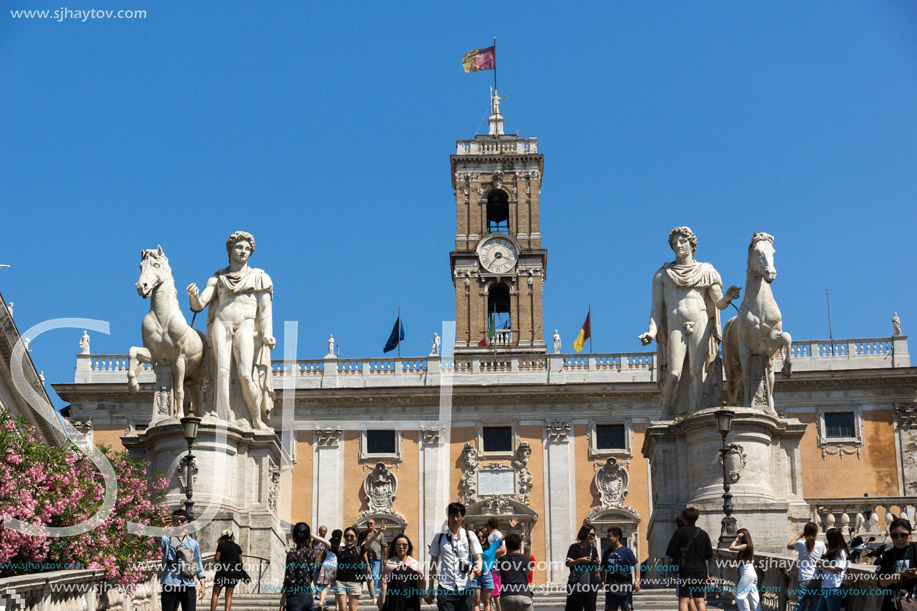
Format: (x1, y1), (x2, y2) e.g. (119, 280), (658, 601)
(565, 524), (600, 611)
(212, 530), (244, 611)
(877, 518), (917, 611)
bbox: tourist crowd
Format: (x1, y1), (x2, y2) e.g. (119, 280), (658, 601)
(156, 504), (917, 611)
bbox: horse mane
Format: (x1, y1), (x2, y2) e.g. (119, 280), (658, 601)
(748, 232), (774, 254)
(141, 248), (169, 264)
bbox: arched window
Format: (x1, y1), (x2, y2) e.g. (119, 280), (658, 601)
(486, 191), (509, 234)
(487, 284), (512, 345)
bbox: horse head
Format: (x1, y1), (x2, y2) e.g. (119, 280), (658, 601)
(748, 231), (777, 283)
(136, 245), (172, 298)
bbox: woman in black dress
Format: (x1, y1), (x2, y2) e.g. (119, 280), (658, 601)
(877, 518), (917, 611)
(564, 524), (600, 611)
(376, 534), (423, 611)
(212, 530), (244, 611)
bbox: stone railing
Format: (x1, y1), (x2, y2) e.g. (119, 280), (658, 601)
(455, 137), (538, 155)
(72, 335), (908, 388)
(707, 548), (883, 611)
(0, 553), (235, 611)
(807, 497), (917, 539)
(774, 336), (908, 371)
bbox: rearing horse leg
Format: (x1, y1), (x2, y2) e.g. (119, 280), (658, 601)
(127, 346), (151, 392)
(779, 331), (793, 378)
(172, 354), (186, 419)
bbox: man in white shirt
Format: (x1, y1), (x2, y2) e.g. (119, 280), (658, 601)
(427, 502), (483, 611)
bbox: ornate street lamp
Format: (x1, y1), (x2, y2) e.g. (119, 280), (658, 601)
(179, 416), (201, 518)
(715, 406), (737, 547)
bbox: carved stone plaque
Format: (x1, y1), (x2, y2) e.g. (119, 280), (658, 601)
(479, 469), (515, 496)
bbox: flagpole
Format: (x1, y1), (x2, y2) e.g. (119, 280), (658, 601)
(493, 36), (497, 96)
(588, 303), (593, 354)
(397, 306), (401, 358)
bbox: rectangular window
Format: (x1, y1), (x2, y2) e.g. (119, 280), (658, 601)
(824, 412), (856, 439)
(482, 426), (513, 453)
(595, 424), (626, 450)
(366, 430), (396, 455)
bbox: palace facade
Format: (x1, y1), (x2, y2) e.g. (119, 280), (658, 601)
(53, 102), (917, 584)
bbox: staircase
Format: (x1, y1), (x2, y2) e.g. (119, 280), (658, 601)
(228, 588), (737, 611)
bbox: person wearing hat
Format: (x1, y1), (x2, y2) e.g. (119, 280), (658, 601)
(212, 529), (244, 611)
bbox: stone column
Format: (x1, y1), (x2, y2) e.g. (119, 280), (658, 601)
(896, 402), (917, 496)
(543, 420), (575, 584)
(419, 425), (447, 567)
(313, 428), (343, 531)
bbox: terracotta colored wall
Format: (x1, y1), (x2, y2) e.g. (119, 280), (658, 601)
(520, 424), (547, 585)
(290, 430), (313, 525)
(93, 425), (126, 451)
(630, 423), (650, 561)
(799, 410), (899, 497)
(343, 430), (362, 524)
(398, 433), (420, 545)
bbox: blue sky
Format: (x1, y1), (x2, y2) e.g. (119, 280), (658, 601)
(2, 1), (916, 408)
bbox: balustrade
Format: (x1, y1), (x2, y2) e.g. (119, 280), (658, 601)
(808, 497), (917, 538)
(72, 334), (905, 387)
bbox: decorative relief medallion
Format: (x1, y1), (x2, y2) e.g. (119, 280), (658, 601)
(594, 457), (628, 507)
(492, 170), (504, 189)
(720, 444), (747, 483)
(364, 462), (397, 513)
(177, 455), (198, 493)
(587, 456), (640, 523)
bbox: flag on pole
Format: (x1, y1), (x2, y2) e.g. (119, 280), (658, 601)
(383, 316), (404, 353)
(572, 312), (591, 353)
(477, 316), (495, 347)
(462, 46), (495, 73)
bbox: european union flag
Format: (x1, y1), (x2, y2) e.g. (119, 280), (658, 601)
(383, 316), (404, 353)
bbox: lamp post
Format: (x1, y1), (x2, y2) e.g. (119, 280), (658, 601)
(179, 416), (201, 518)
(715, 406), (737, 547)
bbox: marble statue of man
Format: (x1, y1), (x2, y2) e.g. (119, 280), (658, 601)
(431, 333), (441, 356)
(187, 231), (275, 430)
(553, 330), (561, 354)
(639, 227), (740, 417)
(327, 334), (335, 357)
(893, 313), (902, 336)
(80, 330), (90, 355)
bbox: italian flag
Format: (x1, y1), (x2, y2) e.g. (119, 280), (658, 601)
(478, 317), (495, 347)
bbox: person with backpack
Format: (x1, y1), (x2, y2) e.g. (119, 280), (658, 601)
(601, 527), (639, 611)
(815, 528), (849, 611)
(426, 502), (484, 611)
(665, 507), (713, 611)
(494, 533), (534, 611)
(158, 509), (206, 611)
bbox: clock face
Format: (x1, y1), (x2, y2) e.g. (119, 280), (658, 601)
(479, 237), (518, 274)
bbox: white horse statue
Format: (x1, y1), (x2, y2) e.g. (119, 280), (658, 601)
(127, 246), (206, 418)
(723, 232), (793, 413)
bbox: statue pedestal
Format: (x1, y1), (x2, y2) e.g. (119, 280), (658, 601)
(123, 419), (287, 587)
(642, 407), (810, 556)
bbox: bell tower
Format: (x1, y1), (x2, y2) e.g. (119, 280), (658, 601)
(450, 93), (546, 354)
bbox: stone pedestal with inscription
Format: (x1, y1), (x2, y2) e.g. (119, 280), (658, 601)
(643, 407), (810, 556)
(123, 419), (287, 587)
